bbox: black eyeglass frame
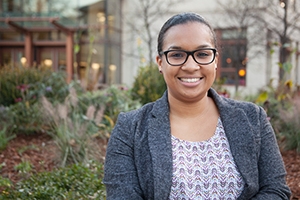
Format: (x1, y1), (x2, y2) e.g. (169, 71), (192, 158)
(160, 48), (217, 66)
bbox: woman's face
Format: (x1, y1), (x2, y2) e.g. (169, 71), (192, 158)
(156, 22), (218, 103)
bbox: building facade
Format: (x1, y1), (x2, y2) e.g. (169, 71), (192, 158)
(121, 0), (300, 96)
(1, 0), (299, 95)
(0, 0), (122, 87)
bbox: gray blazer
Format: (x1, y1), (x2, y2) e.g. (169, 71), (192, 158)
(104, 88), (291, 200)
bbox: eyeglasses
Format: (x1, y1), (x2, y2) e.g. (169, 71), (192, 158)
(160, 48), (217, 66)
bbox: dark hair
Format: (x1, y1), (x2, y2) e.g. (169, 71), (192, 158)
(157, 12), (217, 55)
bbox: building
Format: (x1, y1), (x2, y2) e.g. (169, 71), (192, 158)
(0, 0), (122, 88)
(121, 0), (300, 96)
(1, 0), (299, 95)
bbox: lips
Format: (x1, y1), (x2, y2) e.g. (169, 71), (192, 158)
(179, 77), (202, 83)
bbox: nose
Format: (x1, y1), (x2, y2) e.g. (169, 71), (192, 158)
(181, 54), (199, 70)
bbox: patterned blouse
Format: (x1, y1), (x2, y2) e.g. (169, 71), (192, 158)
(169, 118), (244, 200)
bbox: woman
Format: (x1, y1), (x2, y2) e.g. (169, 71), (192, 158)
(103, 12), (291, 199)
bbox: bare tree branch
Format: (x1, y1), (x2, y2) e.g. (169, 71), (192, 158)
(218, 0), (300, 80)
(122, 0), (185, 66)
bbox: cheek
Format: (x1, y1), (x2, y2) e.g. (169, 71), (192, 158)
(160, 60), (171, 73)
(204, 65), (217, 79)
(162, 66), (177, 82)
(212, 67), (217, 80)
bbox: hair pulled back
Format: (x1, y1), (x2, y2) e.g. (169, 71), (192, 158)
(157, 12), (217, 55)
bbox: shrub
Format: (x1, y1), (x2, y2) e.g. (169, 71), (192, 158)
(0, 66), (85, 135)
(9, 102), (44, 134)
(276, 96), (300, 152)
(1, 161), (106, 199)
(0, 66), (40, 106)
(213, 77), (231, 98)
(14, 159), (33, 180)
(249, 78), (300, 152)
(39, 85), (141, 166)
(102, 85), (141, 122)
(78, 84), (141, 124)
(40, 88), (105, 167)
(131, 65), (166, 105)
(0, 126), (15, 151)
(0, 66), (70, 107)
(0, 106), (15, 135)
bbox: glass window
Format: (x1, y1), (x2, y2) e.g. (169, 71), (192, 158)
(33, 32), (50, 40)
(37, 47), (65, 71)
(221, 28), (247, 40)
(0, 48), (25, 68)
(217, 28), (247, 86)
(0, 32), (22, 41)
(2, 0), (15, 12)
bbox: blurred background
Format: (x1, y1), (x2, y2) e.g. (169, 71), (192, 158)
(1, 0), (299, 95)
(1, 1), (300, 198)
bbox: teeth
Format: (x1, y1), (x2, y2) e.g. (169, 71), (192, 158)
(180, 78), (200, 83)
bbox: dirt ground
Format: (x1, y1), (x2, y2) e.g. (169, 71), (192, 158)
(0, 133), (299, 199)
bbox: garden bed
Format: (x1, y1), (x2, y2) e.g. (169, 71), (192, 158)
(0, 133), (299, 199)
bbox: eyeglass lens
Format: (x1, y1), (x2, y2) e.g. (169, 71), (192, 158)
(166, 49), (215, 66)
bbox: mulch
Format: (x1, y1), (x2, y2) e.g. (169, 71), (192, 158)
(0, 133), (58, 184)
(282, 150), (300, 199)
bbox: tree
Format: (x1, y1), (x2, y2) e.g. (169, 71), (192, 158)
(252, 0), (300, 80)
(216, 0), (265, 93)
(218, 0), (300, 82)
(122, 0), (183, 66)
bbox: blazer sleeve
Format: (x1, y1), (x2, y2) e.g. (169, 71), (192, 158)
(103, 112), (144, 200)
(251, 107), (291, 199)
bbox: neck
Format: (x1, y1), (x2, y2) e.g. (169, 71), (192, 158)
(168, 93), (211, 118)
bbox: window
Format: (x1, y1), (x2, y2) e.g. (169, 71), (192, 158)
(2, 0), (14, 12)
(216, 28), (247, 86)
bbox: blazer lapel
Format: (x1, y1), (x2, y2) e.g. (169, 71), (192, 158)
(148, 93), (173, 200)
(209, 89), (258, 198)
(221, 111), (257, 180)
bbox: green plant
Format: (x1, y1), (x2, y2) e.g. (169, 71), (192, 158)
(0, 66), (76, 106)
(246, 49), (300, 152)
(0, 106), (14, 133)
(0, 66), (78, 134)
(17, 144), (38, 156)
(276, 96), (300, 152)
(0, 66), (51, 106)
(131, 65), (166, 105)
(78, 84), (141, 125)
(9, 101), (44, 134)
(213, 77), (230, 98)
(14, 159), (33, 180)
(102, 85), (141, 122)
(40, 84), (140, 167)
(14, 160), (33, 174)
(40, 88), (106, 167)
(0, 126), (16, 151)
(1, 161), (106, 199)
(0, 176), (13, 194)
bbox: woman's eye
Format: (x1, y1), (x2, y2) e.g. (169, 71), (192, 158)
(196, 51), (209, 57)
(169, 52), (185, 58)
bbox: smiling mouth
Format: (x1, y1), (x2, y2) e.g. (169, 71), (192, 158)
(179, 77), (203, 83)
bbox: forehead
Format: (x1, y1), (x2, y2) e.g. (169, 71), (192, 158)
(163, 22), (213, 50)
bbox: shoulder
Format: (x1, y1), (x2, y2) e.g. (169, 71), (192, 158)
(209, 88), (267, 123)
(222, 95), (261, 113)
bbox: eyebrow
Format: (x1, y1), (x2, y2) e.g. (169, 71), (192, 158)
(167, 45), (213, 50)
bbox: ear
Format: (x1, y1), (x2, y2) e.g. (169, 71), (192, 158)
(156, 55), (163, 71)
(214, 52), (219, 69)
